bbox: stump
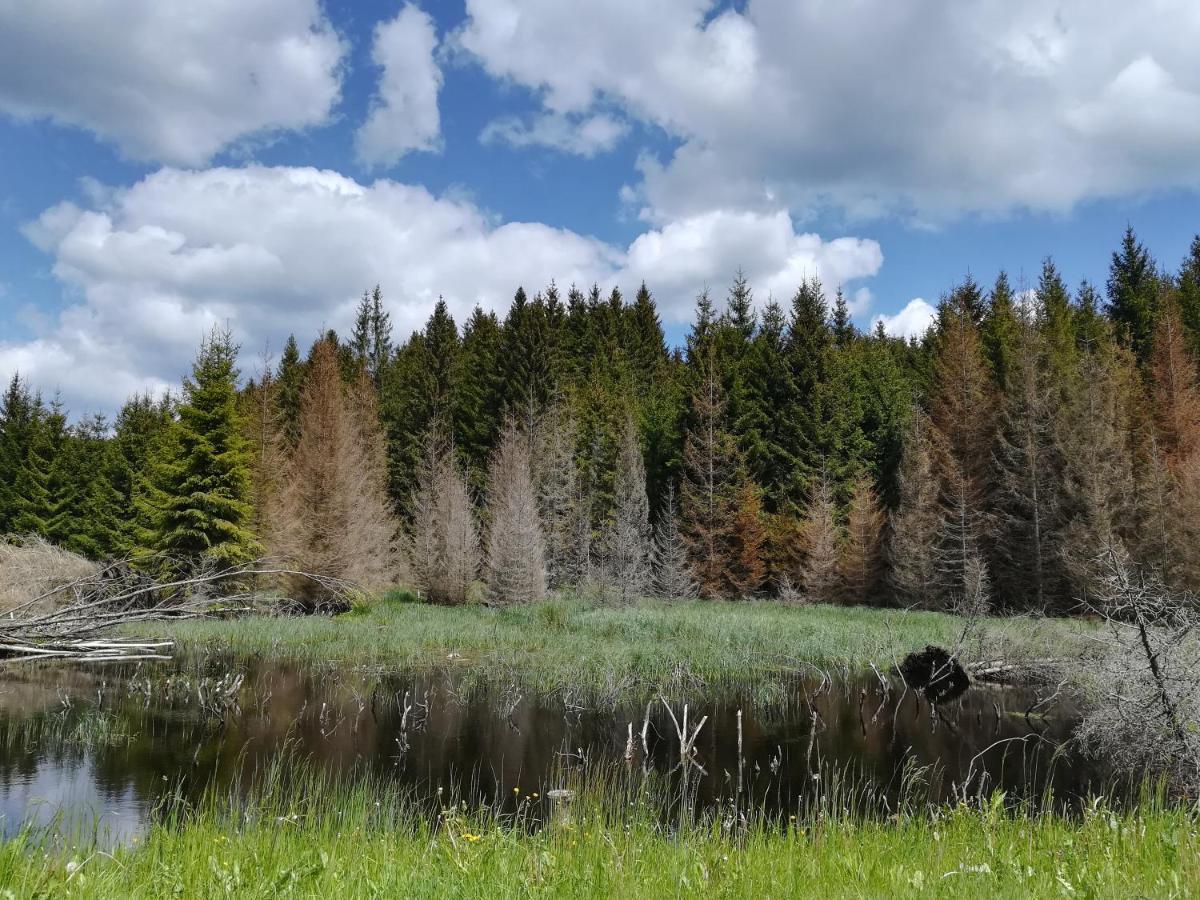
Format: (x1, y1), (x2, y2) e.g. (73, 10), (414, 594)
(899, 645), (970, 703)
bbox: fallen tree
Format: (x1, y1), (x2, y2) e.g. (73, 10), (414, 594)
(0, 543), (359, 664)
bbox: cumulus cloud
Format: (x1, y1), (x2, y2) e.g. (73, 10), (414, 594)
(481, 112), (628, 157)
(0, 0), (344, 166)
(872, 299), (937, 340)
(458, 0), (1200, 221)
(2, 166), (881, 414)
(355, 5), (444, 167)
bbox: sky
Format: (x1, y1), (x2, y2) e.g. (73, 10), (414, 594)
(1, 0), (1199, 417)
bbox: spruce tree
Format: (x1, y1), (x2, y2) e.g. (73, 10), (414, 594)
(652, 485), (698, 599)
(797, 469), (840, 604)
(485, 420), (547, 604)
(888, 409), (942, 607)
(452, 305), (504, 487)
(981, 271), (1020, 393)
(275, 335), (305, 451)
(144, 328), (259, 571)
(601, 412), (652, 601)
(837, 476), (887, 605)
(1106, 225), (1159, 362)
(991, 320), (1065, 612)
(1177, 235), (1200, 355)
(680, 357), (764, 598)
(0, 374), (39, 534)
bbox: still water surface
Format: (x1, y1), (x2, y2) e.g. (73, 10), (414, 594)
(0, 656), (1112, 844)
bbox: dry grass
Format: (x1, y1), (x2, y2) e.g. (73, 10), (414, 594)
(0, 536), (99, 614)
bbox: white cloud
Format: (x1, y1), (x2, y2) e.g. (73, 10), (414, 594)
(3, 166), (882, 414)
(355, 5), (444, 167)
(623, 209), (882, 320)
(0, 0), (344, 166)
(873, 299), (937, 340)
(481, 112), (628, 157)
(458, 0), (1200, 221)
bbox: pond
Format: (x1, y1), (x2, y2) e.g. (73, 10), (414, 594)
(0, 655), (1114, 845)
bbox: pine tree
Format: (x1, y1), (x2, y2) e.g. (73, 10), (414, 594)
(797, 469), (840, 604)
(143, 328), (259, 571)
(1107, 225), (1159, 362)
(652, 485), (698, 599)
(838, 477), (887, 605)
(600, 412), (652, 601)
(485, 420), (547, 604)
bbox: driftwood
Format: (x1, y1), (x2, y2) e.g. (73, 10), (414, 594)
(0, 553), (359, 664)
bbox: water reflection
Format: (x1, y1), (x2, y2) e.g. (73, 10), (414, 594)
(0, 656), (1113, 844)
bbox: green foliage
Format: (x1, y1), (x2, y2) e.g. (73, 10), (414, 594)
(1106, 224), (1160, 361)
(139, 327), (259, 571)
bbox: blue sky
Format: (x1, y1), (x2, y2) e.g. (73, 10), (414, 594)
(1, 0), (1198, 414)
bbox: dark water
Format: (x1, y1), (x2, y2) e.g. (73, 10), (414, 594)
(0, 656), (1113, 844)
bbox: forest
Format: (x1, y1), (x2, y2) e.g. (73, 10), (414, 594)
(3, 225), (1200, 616)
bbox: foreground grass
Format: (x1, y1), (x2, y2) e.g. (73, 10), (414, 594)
(1, 771), (1193, 899)
(140, 596), (1093, 695)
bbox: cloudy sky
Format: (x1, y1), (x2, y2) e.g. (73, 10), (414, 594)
(2, 0), (1199, 415)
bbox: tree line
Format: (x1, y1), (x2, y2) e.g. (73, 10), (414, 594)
(3, 226), (1200, 613)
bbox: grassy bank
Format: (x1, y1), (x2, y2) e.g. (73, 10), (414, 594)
(138, 596), (1093, 695)
(1, 769), (1192, 898)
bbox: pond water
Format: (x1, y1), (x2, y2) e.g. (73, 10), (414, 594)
(0, 655), (1114, 845)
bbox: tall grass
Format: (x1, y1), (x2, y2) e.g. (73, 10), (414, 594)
(133, 595), (1093, 698)
(0, 756), (1193, 898)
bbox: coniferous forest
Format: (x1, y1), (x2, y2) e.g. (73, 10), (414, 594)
(4, 225), (1200, 615)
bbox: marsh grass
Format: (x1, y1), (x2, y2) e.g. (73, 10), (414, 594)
(0, 709), (133, 753)
(132, 596), (1094, 698)
(0, 755), (1193, 898)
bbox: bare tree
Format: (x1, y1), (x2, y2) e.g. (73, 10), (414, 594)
(888, 409), (942, 607)
(600, 412), (652, 602)
(485, 420), (547, 604)
(652, 486), (698, 600)
(268, 341), (401, 606)
(837, 476), (886, 605)
(991, 319), (1064, 612)
(1056, 350), (1138, 603)
(532, 398), (583, 589)
(1076, 545), (1200, 793)
(409, 428), (479, 604)
(797, 468), (840, 604)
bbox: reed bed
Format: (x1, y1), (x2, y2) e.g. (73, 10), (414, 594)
(131, 595), (1093, 699)
(0, 755), (1192, 898)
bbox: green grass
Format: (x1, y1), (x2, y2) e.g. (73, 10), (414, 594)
(136, 595), (1094, 697)
(1, 764), (1193, 898)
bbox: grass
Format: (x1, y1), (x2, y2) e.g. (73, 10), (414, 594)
(0, 762), (1193, 898)
(136, 595), (1095, 697)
